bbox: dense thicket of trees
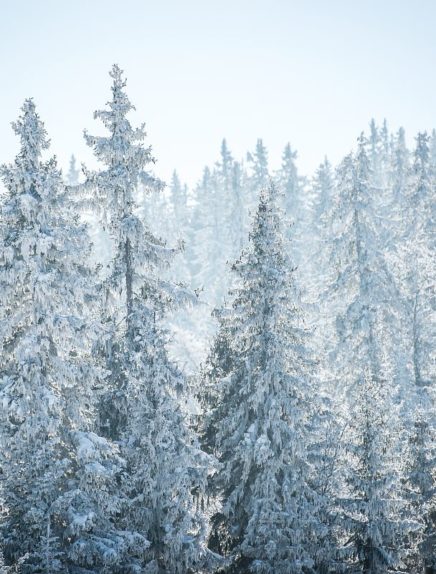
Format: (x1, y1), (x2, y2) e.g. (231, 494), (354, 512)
(0, 66), (434, 573)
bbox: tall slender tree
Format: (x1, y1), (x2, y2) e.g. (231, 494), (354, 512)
(327, 139), (418, 572)
(203, 182), (325, 573)
(275, 142), (302, 224)
(84, 63), (164, 439)
(246, 139), (269, 205)
(66, 154), (80, 186)
(401, 133), (436, 572)
(85, 65), (215, 572)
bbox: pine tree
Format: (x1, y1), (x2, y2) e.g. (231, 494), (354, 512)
(391, 128), (410, 207)
(66, 154), (80, 186)
(309, 157), (335, 299)
(406, 135), (434, 388)
(84, 63), (164, 439)
(203, 182), (325, 573)
(228, 160), (246, 257)
(190, 155), (232, 306)
(0, 100), (145, 572)
(246, 139), (269, 205)
(247, 139), (268, 189)
(401, 133), (436, 571)
(327, 139), (418, 572)
(165, 170), (191, 285)
(215, 140), (250, 282)
(0, 547), (9, 574)
(275, 142), (302, 225)
(405, 408), (435, 573)
(169, 170), (188, 232)
(217, 138), (233, 191)
(85, 64), (214, 572)
(121, 309), (215, 573)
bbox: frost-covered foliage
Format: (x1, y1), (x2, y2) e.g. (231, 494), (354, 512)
(275, 143), (306, 237)
(246, 139), (269, 197)
(0, 67), (434, 574)
(0, 100), (143, 572)
(67, 154), (80, 186)
(85, 65), (213, 573)
(325, 135), (421, 572)
(396, 132), (436, 571)
(120, 312), (215, 573)
(202, 183), (327, 573)
(84, 63), (166, 439)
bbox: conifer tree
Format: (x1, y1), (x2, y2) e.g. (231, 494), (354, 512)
(0, 100), (144, 572)
(247, 139), (268, 188)
(406, 134), (434, 367)
(66, 154), (80, 186)
(190, 159), (230, 305)
(228, 160), (247, 259)
(309, 157), (335, 293)
(85, 65), (214, 573)
(84, 64), (164, 439)
(391, 127), (410, 205)
(217, 138), (233, 192)
(189, 166), (219, 301)
(327, 139), (418, 572)
(203, 182), (325, 573)
(275, 142), (303, 225)
(405, 407), (435, 573)
(401, 133), (436, 571)
(246, 139), (269, 206)
(169, 170), (188, 231)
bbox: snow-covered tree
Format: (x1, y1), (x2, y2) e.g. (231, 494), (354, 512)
(189, 166), (224, 303)
(327, 138), (418, 572)
(189, 141), (241, 307)
(66, 154), (80, 186)
(215, 140), (246, 261)
(308, 157), (335, 297)
(0, 99), (145, 572)
(84, 63), (164, 439)
(216, 139), (233, 192)
(391, 127), (410, 205)
(169, 170), (188, 231)
(399, 133), (436, 571)
(275, 143), (303, 225)
(246, 139), (268, 205)
(120, 308), (216, 573)
(0, 547), (10, 574)
(203, 182), (326, 573)
(246, 139), (268, 189)
(215, 140), (250, 279)
(405, 133), (434, 389)
(405, 406), (435, 573)
(85, 64), (214, 572)
(228, 160), (246, 257)
(311, 158), (334, 224)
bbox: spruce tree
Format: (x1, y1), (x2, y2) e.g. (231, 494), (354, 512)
(203, 182), (325, 573)
(0, 100), (145, 572)
(66, 154), (80, 186)
(246, 139), (269, 208)
(190, 165), (226, 304)
(275, 142), (302, 225)
(328, 139), (418, 572)
(401, 133), (436, 571)
(85, 64), (214, 572)
(84, 63), (164, 439)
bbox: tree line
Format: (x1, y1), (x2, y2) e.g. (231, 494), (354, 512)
(0, 65), (434, 573)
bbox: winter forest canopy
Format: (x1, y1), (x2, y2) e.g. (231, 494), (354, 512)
(0, 64), (434, 573)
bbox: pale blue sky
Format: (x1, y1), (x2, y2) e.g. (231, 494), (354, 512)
(1, 0), (435, 186)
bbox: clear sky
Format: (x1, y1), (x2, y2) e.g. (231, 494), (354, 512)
(0, 0), (435, 186)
